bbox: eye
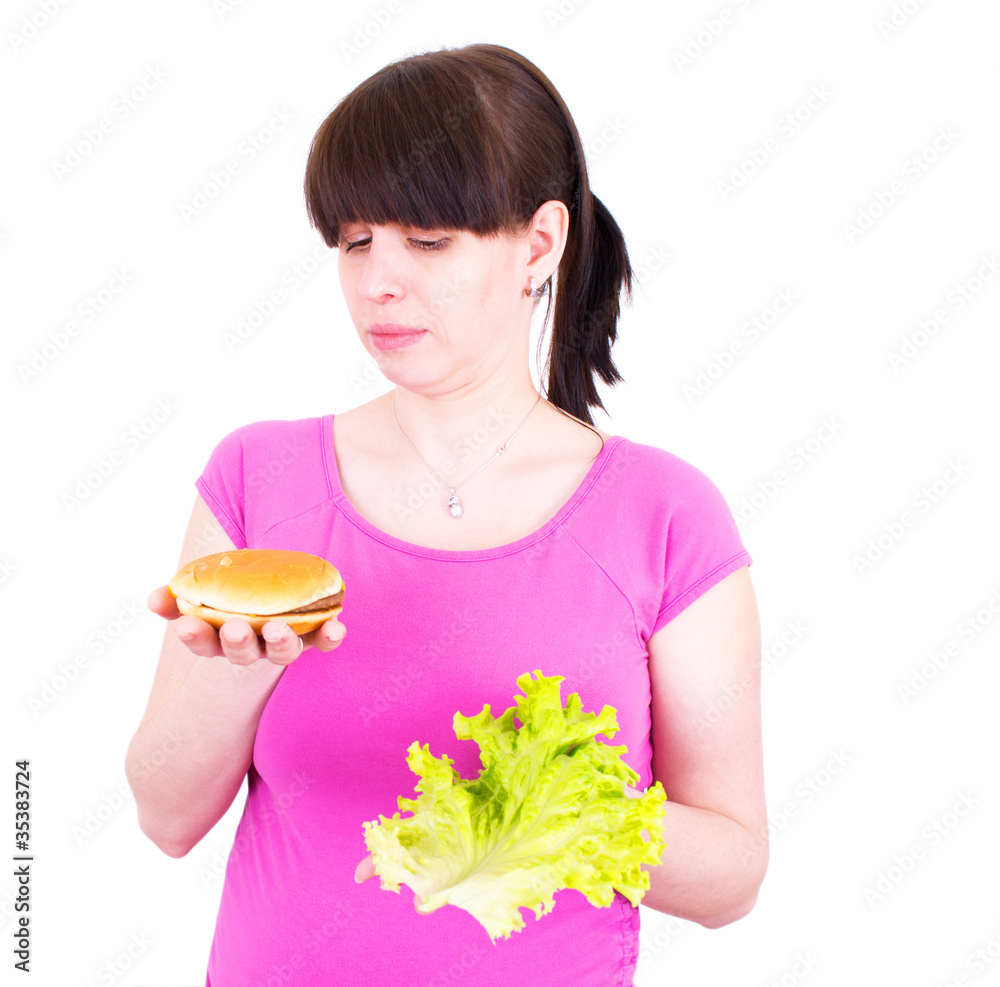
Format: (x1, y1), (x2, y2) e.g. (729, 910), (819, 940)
(342, 237), (448, 253)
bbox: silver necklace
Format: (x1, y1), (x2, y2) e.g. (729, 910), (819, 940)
(391, 389), (543, 518)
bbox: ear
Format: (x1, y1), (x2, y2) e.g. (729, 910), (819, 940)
(525, 199), (570, 286)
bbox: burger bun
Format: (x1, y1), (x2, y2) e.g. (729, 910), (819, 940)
(168, 548), (345, 638)
(175, 598), (342, 636)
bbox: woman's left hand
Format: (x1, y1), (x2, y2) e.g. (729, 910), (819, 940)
(354, 854), (423, 906)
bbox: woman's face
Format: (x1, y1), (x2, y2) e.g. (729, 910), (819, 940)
(336, 220), (533, 394)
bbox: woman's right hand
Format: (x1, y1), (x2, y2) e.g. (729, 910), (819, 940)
(146, 585), (347, 666)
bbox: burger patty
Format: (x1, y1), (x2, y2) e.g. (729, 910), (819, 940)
(188, 587), (344, 617)
(282, 588), (345, 614)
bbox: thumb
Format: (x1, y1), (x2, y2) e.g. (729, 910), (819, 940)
(147, 585), (180, 620)
(354, 854), (376, 884)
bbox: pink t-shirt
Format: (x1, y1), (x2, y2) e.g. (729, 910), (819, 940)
(194, 413), (751, 986)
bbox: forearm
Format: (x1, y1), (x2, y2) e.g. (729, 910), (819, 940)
(640, 800), (768, 928)
(125, 656), (285, 856)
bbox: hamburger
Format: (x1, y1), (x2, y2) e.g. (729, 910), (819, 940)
(168, 548), (345, 636)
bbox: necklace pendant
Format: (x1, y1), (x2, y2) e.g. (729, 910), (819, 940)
(447, 490), (463, 518)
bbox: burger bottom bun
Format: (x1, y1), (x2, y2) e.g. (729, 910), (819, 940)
(176, 598), (343, 637)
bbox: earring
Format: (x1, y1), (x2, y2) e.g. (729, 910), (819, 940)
(525, 277), (537, 298)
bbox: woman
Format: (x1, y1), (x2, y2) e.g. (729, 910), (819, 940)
(126, 42), (767, 985)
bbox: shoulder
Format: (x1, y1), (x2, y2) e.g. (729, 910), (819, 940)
(605, 437), (744, 555)
(196, 416), (332, 544)
(199, 416), (329, 491)
(611, 436), (730, 501)
(208, 415), (326, 455)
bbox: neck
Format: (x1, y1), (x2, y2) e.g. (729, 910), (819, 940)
(388, 379), (546, 467)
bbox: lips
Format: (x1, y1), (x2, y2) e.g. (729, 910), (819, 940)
(369, 323), (426, 335)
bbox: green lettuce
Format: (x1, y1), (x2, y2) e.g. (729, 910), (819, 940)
(361, 670), (667, 942)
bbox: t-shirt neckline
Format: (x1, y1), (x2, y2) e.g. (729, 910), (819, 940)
(320, 412), (623, 561)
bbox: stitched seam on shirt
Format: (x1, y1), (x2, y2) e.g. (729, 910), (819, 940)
(614, 892), (636, 986)
(255, 416), (343, 542)
(317, 414), (335, 501)
(325, 495), (566, 560)
(614, 894), (626, 986)
(317, 435), (626, 561)
(561, 526), (644, 653)
(258, 496), (341, 542)
(655, 550), (751, 630)
(195, 477), (245, 546)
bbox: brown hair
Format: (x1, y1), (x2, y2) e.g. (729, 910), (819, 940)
(303, 43), (633, 427)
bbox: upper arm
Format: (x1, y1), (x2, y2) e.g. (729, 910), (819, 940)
(647, 565), (766, 850)
(134, 492), (237, 732)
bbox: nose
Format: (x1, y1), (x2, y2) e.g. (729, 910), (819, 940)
(355, 236), (405, 302)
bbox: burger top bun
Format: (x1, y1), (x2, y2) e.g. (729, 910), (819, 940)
(168, 548), (344, 636)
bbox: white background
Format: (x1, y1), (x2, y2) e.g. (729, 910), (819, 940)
(3, 1), (999, 984)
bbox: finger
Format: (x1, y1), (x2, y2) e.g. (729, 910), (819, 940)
(624, 785), (653, 842)
(218, 618), (264, 666)
(262, 620), (305, 666)
(147, 585), (181, 619)
(172, 615), (224, 657)
(354, 854), (376, 883)
(304, 617), (346, 653)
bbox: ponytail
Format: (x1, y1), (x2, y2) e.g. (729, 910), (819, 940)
(539, 188), (634, 427)
(506, 50), (634, 427)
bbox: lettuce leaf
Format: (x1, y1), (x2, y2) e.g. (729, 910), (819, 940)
(361, 670), (667, 942)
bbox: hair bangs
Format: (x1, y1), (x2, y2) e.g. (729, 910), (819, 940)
(305, 59), (521, 248)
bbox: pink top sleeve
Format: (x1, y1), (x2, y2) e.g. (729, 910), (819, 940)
(649, 451), (752, 635)
(194, 424), (248, 549)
